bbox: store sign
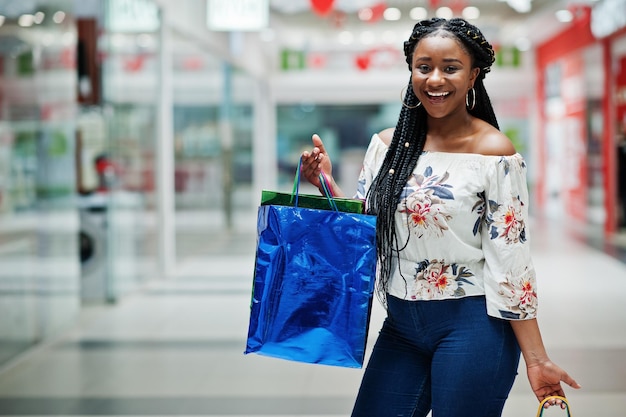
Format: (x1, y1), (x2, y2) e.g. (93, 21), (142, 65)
(107, 0), (160, 32)
(207, 0), (268, 31)
(591, 0), (626, 38)
(281, 49), (305, 71)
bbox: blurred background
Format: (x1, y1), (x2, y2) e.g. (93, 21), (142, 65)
(0, 0), (625, 416)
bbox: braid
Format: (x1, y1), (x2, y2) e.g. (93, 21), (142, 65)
(366, 17), (499, 308)
(367, 81), (426, 307)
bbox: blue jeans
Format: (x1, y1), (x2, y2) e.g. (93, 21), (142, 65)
(351, 295), (521, 417)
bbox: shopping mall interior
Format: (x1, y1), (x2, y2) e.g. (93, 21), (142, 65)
(0, 0), (625, 415)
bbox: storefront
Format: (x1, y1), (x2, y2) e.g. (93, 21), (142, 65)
(608, 28), (626, 230)
(535, 0), (626, 235)
(0, 0), (260, 367)
(76, 0), (259, 296)
(0, 0), (80, 366)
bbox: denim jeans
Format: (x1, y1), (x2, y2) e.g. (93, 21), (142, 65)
(351, 295), (521, 417)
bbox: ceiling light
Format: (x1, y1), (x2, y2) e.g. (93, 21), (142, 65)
(555, 9), (573, 23)
(410, 7), (428, 21)
(358, 8), (373, 21)
(34, 12), (45, 24)
(462, 7), (480, 20)
(338, 31), (354, 45)
(505, 0), (532, 13)
(436, 7), (453, 19)
(383, 8), (402, 21)
(18, 14), (35, 27)
(53, 11), (65, 24)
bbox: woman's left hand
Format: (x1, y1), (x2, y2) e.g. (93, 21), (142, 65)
(527, 360), (581, 408)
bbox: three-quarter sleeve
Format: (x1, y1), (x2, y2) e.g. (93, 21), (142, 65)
(355, 134), (388, 199)
(481, 154), (538, 320)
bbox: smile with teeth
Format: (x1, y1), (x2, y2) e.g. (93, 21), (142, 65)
(426, 91), (450, 98)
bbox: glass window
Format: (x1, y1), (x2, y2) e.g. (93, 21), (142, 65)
(99, 1), (161, 298)
(0, 0), (79, 366)
(276, 102), (400, 196)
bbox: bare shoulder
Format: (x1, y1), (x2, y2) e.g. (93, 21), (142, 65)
(378, 128), (394, 146)
(474, 126), (516, 156)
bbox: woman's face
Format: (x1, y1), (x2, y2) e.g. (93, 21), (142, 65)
(410, 35), (479, 120)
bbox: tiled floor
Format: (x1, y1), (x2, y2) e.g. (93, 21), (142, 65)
(0, 212), (625, 417)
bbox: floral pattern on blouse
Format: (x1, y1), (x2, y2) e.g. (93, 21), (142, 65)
(355, 134), (539, 321)
(400, 167), (454, 239)
(486, 195), (527, 244)
(411, 259), (475, 299)
(471, 191), (488, 236)
(498, 266), (537, 319)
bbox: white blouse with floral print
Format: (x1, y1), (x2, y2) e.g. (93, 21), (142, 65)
(355, 134), (538, 321)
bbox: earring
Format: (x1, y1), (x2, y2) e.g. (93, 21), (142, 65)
(401, 85), (421, 109)
(466, 87), (476, 111)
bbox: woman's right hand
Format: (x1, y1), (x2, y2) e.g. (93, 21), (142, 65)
(301, 134), (333, 190)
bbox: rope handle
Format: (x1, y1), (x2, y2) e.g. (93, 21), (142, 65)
(318, 171), (338, 211)
(536, 396), (571, 417)
(292, 157), (338, 212)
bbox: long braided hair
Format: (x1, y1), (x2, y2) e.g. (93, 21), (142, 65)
(365, 18), (498, 308)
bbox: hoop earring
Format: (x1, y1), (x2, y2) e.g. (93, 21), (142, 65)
(466, 87), (476, 111)
(401, 85), (421, 109)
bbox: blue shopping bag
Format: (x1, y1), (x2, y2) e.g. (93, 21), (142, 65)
(245, 160), (377, 368)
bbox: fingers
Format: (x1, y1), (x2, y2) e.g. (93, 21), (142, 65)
(300, 133), (332, 189)
(541, 393), (563, 407)
(301, 150), (324, 171)
(562, 373), (582, 390)
(300, 150), (322, 189)
(312, 133), (325, 152)
(302, 134), (324, 162)
(542, 395), (569, 410)
(541, 371), (580, 407)
(302, 133), (326, 168)
(305, 135), (324, 162)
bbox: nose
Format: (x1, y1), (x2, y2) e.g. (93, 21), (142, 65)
(427, 68), (445, 86)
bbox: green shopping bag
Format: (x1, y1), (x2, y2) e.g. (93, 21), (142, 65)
(260, 163), (365, 214)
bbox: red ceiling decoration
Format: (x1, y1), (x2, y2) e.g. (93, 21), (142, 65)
(363, 2), (387, 23)
(310, 0), (335, 17)
(449, 0), (467, 13)
(428, 0), (441, 9)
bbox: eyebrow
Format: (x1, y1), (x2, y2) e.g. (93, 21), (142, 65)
(414, 56), (464, 65)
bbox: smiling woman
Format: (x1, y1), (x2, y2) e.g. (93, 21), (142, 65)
(299, 17), (580, 417)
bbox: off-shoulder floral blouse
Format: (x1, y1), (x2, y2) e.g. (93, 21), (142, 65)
(355, 134), (537, 321)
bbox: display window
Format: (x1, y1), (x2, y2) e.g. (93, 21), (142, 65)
(0, 0), (80, 367)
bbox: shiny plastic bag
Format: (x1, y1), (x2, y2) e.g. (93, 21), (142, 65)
(245, 162), (377, 368)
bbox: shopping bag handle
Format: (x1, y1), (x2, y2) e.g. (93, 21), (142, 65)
(536, 396), (571, 417)
(292, 157), (338, 211)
